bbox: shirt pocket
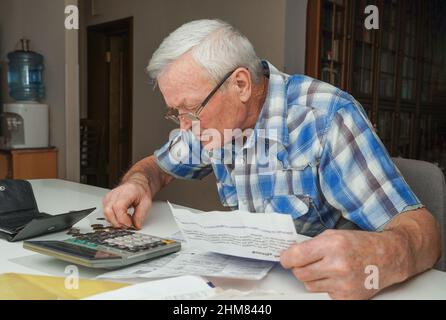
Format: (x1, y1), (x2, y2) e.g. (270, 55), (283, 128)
(232, 158), (318, 213)
(263, 194), (310, 219)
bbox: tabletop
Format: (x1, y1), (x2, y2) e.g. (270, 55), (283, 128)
(1, 179), (445, 300)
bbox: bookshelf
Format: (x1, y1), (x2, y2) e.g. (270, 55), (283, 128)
(306, 0), (446, 172)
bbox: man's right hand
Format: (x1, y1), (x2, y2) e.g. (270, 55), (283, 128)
(102, 181), (152, 229)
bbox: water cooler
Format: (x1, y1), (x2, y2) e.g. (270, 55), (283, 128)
(2, 102), (49, 149)
(0, 39), (49, 149)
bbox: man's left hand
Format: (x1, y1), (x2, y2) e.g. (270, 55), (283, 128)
(280, 228), (405, 300)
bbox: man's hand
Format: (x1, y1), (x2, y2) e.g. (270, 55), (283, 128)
(102, 155), (175, 230)
(280, 229), (391, 299)
(102, 179), (152, 229)
(280, 209), (441, 300)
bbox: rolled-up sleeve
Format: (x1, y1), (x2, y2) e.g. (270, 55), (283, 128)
(319, 102), (423, 231)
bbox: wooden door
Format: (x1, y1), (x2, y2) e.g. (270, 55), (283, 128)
(87, 18), (133, 188)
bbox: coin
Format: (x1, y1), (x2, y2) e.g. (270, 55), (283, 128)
(91, 224), (104, 229)
(67, 227), (80, 235)
(96, 217), (106, 221)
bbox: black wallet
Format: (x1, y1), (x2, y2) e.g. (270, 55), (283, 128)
(0, 179), (95, 242)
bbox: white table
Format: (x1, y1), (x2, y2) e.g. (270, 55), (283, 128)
(2, 179), (446, 300)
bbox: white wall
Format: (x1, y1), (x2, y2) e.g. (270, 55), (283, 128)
(79, 0), (308, 211)
(0, 0), (68, 179)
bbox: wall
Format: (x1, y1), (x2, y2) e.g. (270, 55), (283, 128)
(64, 0), (80, 182)
(0, 0), (308, 210)
(80, 0), (307, 211)
(0, 0), (22, 63)
(285, 0), (308, 74)
(0, 0), (68, 179)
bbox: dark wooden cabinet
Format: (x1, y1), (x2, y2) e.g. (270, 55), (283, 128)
(306, 0), (446, 172)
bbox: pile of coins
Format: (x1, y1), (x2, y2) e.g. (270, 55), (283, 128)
(66, 216), (107, 235)
(91, 223), (105, 230)
(66, 222), (135, 236)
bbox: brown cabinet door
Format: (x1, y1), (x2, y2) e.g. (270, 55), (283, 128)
(10, 149), (58, 180)
(0, 153), (11, 179)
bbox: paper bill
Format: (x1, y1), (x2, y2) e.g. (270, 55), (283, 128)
(87, 275), (216, 300)
(97, 247), (274, 281)
(169, 202), (310, 262)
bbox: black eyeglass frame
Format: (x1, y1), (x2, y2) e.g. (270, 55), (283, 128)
(164, 68), (240, 124)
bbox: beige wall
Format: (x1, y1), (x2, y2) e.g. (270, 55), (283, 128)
(80, 0), (307, 211)
(0, 0), (308, 210)
(285, 0), (308, 75)
(0, 0), (22, 62)
(0, 0), (68, 179)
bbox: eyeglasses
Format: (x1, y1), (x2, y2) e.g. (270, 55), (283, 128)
(164, 69), (238, 124)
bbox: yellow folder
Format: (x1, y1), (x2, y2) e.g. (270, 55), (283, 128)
(0, 273), (129, 300)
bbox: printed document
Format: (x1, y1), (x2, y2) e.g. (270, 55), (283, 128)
(169, 202), (310, 262)
(97, 203), (310, 281)
(87, 275), (216, 300)
(97, 247), (274, 281)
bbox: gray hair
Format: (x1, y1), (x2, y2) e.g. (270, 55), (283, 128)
(147, 19), (263, 85)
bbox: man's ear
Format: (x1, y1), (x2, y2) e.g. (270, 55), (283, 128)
(233, 68), (252, 103)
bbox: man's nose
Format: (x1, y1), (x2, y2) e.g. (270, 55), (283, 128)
(179, 117), (192, 130)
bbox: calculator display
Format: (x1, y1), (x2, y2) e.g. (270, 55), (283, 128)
(34, 241), (121, 260)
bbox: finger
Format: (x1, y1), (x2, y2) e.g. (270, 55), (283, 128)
(291, 260), (330, 282)
(102, 193), (111, 207)
(303, 278), (336, 294)
(280, 239), (325, 269)
(112, 200), (133, 228)
(102, 190), (122, 227)
(132, 197), (151, 230)
(103, 204), (121, 228)
(102, 192), (113, 217)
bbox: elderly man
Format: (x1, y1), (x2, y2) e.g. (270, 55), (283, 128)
(102, 19), (441, 299)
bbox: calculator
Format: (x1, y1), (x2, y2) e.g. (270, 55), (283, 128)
(23, 227), (181, 269)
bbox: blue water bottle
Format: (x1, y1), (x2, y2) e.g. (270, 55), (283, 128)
(7, 39), (45, 101)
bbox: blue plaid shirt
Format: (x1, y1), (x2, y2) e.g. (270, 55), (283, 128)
(155, 61), (422, 236)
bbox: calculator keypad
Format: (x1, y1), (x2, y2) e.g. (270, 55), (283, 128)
(68, 228), (175, 254)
